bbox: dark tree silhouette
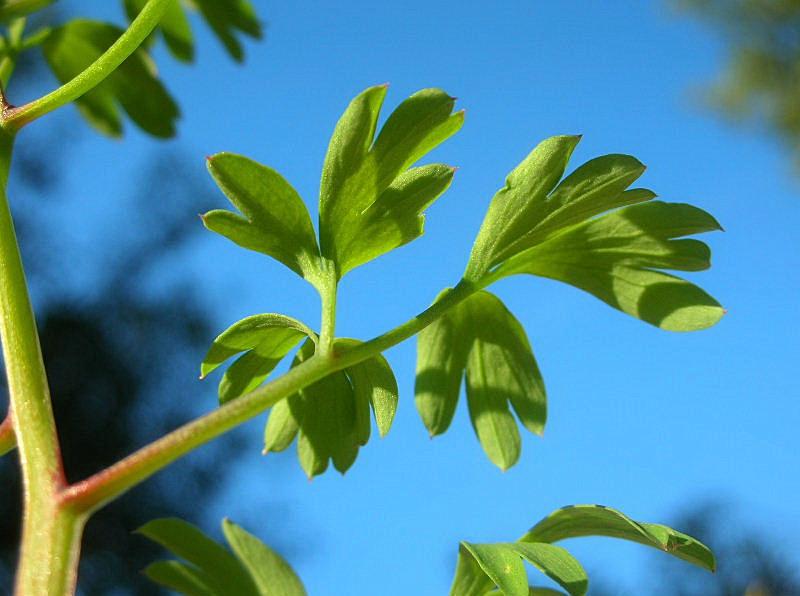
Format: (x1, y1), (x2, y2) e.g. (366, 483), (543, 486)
(0, 149), (240, 594)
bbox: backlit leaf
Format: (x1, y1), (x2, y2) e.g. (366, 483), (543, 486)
(415, 290), (545, 470)
(520, 504), (716, 572)
(319, 86), (463, 277)
(510, 543), (588, 596)
(222, 519), (306, 596)
(460, 543), (528, 596)
(282, 341), (361, 478)
(200, 313), (315, 403)
(496, 202), (724, 330)
(450, 544), (497, 596)
(464, 136), (723, 332)
(137, 518), (258, 596)
(264, 339), (399, 476)
(140, 518), (304, 596)
(204, 153), (322, 283)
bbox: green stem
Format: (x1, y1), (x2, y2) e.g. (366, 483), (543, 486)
(0, 0), (170, 131)
(318, 260), (338, 355)
(0, 127), (79, 594)
(60, 281), (477, 514)
(0, 413), (15, 456)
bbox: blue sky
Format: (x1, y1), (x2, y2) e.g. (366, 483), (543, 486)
(20, 0), (800, 593)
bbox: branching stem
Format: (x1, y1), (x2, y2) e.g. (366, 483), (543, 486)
(60, 281), (477, 514)
(0, 0), (171, 131)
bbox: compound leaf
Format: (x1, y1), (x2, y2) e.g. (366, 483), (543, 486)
(520, 504), (715, 572)
(496, 202), (723, 331)
(465, 135), (580, 280)
(277, 341), (360, 477)
(264, 339), (399, 477)
(200, 313), (314, 403)
(204, 153), (322, 283)
(464, 136), (723, 332)
(415, 290), (545, 470)
(41, 19), (179, 138)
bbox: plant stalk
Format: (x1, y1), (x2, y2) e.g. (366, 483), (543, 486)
(1, 0), (171, 131)
(60, 281), (477, 514)
(318, 260), (338, 355)
(0, 127), (84, 594)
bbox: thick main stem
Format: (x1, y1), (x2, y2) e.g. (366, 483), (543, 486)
(0, 130), (82, 594)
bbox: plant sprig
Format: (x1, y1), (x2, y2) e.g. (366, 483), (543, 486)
(137, 505), (715, 595)
(197, 85), (723, 477)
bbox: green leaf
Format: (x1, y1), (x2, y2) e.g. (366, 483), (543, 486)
(415, 290), (468, 436)
(142, 560), (218, 596)
(510, 543), (588, 596)
(496, 202), (724, 331)
(277, 341), (361, 478)
(141, 518), (305, 596)
(339, 339), (399, 439)
(460, 543), (529, 596)
(125, 0), (193, 62)
(222, 519), (306, 596)
(0, 0), (54, 21)
(263, 398), (300, 454)
(125, 0), (261, 62)
(192, 0), (262, 62)
(415, 290), (546, 470)
(464, 136), (723, 331)
(450, 544), (497, 596)
(319, 86), (463, 277)
(263, 339), (399, 476)
(41, 19), (179, 138)
(520, 504), (716, 572)
(465, 135), (581, 280)
(200, 313), (315, 403)
(204, 153), (322, 283)
(339, 163), (457, 274)
(137, 518), (259, 596)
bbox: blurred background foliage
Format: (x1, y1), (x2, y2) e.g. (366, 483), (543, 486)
(678, 0), (800, 171)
